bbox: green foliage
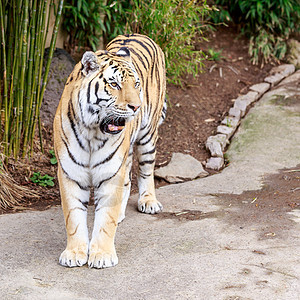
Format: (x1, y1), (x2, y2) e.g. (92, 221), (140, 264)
(103, 0), (213, 85)
(210, 0), (300, 65)
(63, 0), (108, 51)
(102, 1), (133, 43)
(207, 48), (223, 61)
(131, 0), (211, 85)
(63, 0), (214, 85)
(30, 172), (55, 187)
(49, 149), (57, 165)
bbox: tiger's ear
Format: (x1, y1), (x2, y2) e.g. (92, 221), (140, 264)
(81, 51), (99, 77)
(116, 47), (131, 62)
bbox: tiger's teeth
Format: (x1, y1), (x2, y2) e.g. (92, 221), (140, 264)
(108, 124), (124, 131)
(108, 124), (118, 131)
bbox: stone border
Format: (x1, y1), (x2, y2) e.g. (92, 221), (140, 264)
(205, 64), (296, 171)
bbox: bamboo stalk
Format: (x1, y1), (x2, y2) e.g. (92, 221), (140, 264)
(6, 5), (14, 94)
(15, 0), (29, 158)
(37, 0), (54, 153)
(28, 0), (49, 156)
(30, 0), (64, 155)
(22, 0), (44, 156)
(22, 0), (38, 157)
(0, 0), (8, 156)
(9, 0), (23, 158)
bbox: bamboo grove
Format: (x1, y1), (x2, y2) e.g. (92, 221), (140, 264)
(0, 0), (64, 159)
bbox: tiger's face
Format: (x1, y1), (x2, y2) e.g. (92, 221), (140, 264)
(79, 48), (143, 134)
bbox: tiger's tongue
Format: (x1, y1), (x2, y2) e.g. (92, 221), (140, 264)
(108, 124), (124, 132)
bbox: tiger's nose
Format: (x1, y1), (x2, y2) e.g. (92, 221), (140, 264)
(128, 104), (140, 112)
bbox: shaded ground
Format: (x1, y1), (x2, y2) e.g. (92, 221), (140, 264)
(154, 165), (300, 240)
(218, 165), (300, 240)
(2, 26), (274, 214)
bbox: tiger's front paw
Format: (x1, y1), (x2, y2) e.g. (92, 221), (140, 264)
(59, 247), (88, 268)
(138, 196), (163, 214)
(88, 243), (118, 269)
(88, 249), (118, 269)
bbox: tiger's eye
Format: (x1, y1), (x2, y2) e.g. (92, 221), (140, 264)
(110, 82), (120, 89)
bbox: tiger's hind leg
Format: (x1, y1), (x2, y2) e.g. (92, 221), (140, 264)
(136, 128), (162, 214)
(58, 167), (90, 267)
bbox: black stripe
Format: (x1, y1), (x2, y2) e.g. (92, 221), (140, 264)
(139, 159), (154, 166)
(156, 63), (161, 88)
(61, 134), (88, 167)
(106, 38), (126, 48)
(145, 77), (150, 105)
(57, 156), (90, 191)
(131, 60), (144, 84)
(151, 60), (155, 83)
(75, 196), (89, 208)
(76, 69), (81, 80)
(60, 112), (69, 143)
(96, 138), (108, 150)
(95, 150), (128, 189)
(137, 127), (151, 145)
(66, 75), (73, 85)
(131, 39), (153, 63)
(109, 44), (151, 70)
(87, 80), (92, 103)
(140, 123), (148, 131)
(97, 52), (107, 57)
(78, 95), (90, 129)
(67, 101), (87, 151)
(138, 129), (155, 146)
(95, 81), (99, 97)
(127, 47), (147, 71)
(141, 148), (156, 155)
(110, 37), (156, 59)
(139, 172), (151, 179)
(95, 163), (121, 189)
(142, 35), (159, 58)
(92, 137), (124, 168)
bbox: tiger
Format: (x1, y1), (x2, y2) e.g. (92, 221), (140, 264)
(53, 34), (166, 269)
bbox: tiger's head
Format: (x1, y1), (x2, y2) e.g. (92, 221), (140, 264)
(79, 47), (142, 134)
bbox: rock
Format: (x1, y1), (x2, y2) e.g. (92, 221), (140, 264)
(287, 39), (300, 68)
(264, 73), (285, 87)
(233, 99), (248, 117)
(41, 48), (76, 128)
(249, 82), (270, 95)
(206, 157), (224, 170)
(228, 107), (241, 119)
(239, 91), (259, 105)
(278, 70), (300, 86)
(269, 64), (295, 78)
(154, 153), (208, 183)
(206, 134), (229, 158)
(217, 125), (235, 139)
(206, 134), (228, 150)
(206, 137), (223, 157)
(221, 116), (239, 128)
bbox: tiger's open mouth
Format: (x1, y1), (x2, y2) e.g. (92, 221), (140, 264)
(100, 117), (126, 134)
